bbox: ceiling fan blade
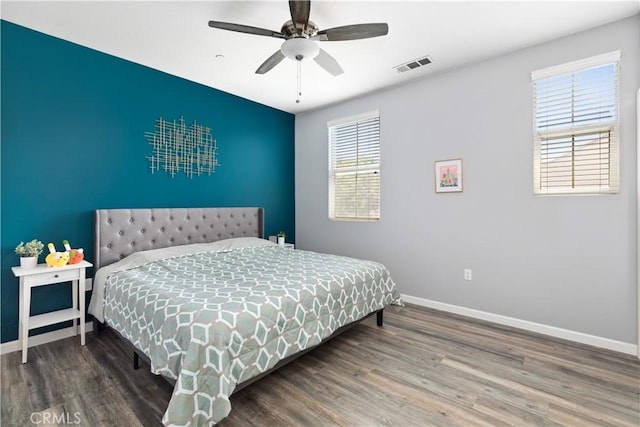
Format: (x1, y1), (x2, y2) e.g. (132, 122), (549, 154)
(208, 21), (285, 39)
(314, 48), (344, 76)
(256, 50), (286, 74)
(317, 23), (389, 41)
(289, 0), (310, 28)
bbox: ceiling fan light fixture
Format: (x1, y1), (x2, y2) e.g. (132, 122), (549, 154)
(281, 38), (319, 61)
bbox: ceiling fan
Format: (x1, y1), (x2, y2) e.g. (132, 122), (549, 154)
(208, 0), (389, 77)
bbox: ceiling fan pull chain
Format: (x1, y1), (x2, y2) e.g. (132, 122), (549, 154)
(296, 59), (302, 104)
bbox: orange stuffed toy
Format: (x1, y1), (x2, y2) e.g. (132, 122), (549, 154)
(63, 240), (84, 264)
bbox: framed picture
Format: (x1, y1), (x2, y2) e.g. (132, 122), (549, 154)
(435, 159), (463, 193)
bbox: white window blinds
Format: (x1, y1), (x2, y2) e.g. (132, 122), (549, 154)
(532, 51), (620, 194)
(328, 111), (380, 220)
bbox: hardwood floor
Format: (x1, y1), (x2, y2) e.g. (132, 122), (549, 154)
(2, 304), (638, 426)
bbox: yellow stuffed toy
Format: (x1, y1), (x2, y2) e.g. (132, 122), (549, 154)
(45, 242), (70, 267)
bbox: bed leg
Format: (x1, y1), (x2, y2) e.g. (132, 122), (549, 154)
(93, 318), (103, 335)
(133, 351), (140, 370)
(377, 309), (383, 326)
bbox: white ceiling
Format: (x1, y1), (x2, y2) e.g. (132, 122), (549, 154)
(2, 1), (639, 114)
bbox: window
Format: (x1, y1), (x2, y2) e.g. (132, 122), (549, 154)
(328, 111), (380, 220)
(532, 51), (620, 194)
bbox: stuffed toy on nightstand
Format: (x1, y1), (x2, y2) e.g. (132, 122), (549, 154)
(63, 240), (84, 264)
(45, 242), (70, 267)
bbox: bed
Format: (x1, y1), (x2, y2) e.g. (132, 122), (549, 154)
(87, 207), (402, 426)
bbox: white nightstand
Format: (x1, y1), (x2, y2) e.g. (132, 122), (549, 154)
(280, 243), (294, 249)
(11, 260), (92, 363)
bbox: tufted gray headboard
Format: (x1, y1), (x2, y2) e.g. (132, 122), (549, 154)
(94, 207), (264, 271)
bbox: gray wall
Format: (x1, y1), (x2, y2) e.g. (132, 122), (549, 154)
(295, 16), (639, 344)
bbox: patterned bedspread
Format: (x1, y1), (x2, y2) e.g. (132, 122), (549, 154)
(94, 239), (402, 426)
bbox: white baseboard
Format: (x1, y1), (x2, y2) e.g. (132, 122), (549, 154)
(0, 321), (94, 355)
(401, 294), (638, 356)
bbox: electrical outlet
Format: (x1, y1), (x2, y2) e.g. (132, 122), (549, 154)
(464, 269), (472, 281)
(86, 278), (93, 291)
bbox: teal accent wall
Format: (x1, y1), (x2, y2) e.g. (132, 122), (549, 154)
(0, 21), (295, 343)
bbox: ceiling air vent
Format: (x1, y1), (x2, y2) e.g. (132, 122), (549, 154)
(393, 56), (432, 73)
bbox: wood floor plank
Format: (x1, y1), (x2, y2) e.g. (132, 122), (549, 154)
(1, 303), (638, 427)
(0, 351), (33, 426)
(471, 396), (557, 427)
(442, 353), (638, 427)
